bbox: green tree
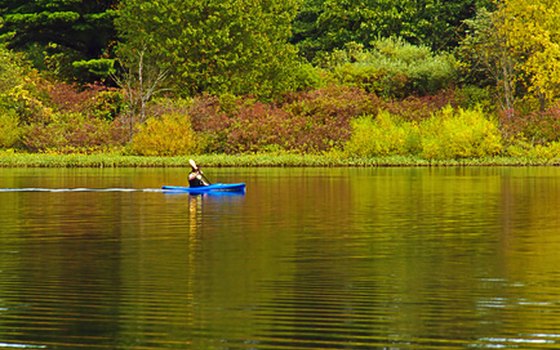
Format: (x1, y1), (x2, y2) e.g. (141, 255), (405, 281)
(0, 0), (117, 82)
(317, 38), (458, 98)
(292, 0), (491, 61)
(115, 0), (303, 99)
(459, 8), (517, 114)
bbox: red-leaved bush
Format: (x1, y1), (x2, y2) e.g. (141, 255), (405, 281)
(46, 82), (124, 120)
(499, 106), (560, 144)
(189, 85), (379, 153)
(23, 113), (128, 153)
(383, 90), (458, 122)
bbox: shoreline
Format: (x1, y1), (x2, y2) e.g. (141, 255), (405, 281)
(0, 152), (559, 168)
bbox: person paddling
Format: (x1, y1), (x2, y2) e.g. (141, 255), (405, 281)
(188, 159), (210, 188)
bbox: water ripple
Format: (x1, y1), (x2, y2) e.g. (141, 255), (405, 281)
(0, 188), (163, 192)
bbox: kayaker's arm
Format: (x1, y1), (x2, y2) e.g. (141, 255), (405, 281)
(188, 159), (211, 187)
(196, 170), (210, 186)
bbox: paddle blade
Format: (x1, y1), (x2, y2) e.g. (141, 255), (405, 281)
(189, 159), (198, 170)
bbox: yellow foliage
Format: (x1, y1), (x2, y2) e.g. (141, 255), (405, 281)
(497, 0), (560, 105)
(0, 110), (21, 148)
(345, 106), (503, 160)
(345, 111), (420, 157)
(129, 113), (201, 156)
(506, 139), (560, 161)
(420, 106), (502, 159)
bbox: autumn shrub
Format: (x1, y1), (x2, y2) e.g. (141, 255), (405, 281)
(0, 49), (54, 127)
(0, 46), (27, 94)
(505, 139), (560, 161)
(88, 89), (126, 121)
(189, 86), (379, 153)
(222, 101), (298, 153)
(382, 90), (458, 122)
(0, 84), (54, 125)
(420, 106), (502, 159)
(281, 85), (380, 152)
(345, 106), (502, 159)
(23, 112), (127, 153)
(0, 109), (21, 148)
(499, 107), (560, 145)
(189, 95), (299, 153)
(455, 85), (493, 111)
(46, 82), (126, 120)
(128, 112), (200, 156)
(46, 82), (96, 113)
(345, 111), (420, 157)
(188, 94), (232, 153)
(144, 97), (193, 119)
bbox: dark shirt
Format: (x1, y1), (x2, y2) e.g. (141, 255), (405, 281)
(188, 172), (207, 187)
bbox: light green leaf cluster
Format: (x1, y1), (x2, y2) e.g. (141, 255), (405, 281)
(5, 11), (81, 26)
(321, 38), (458, 97)
(345, 106), (503, 160)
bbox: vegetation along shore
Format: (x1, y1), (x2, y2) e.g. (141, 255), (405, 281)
(1, 1), (560, 165)
(1, 152), (559, 168)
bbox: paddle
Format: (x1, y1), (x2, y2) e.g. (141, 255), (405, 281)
(189, 159), (211, 185)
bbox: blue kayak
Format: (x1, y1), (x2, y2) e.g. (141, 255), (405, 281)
(162, 183), (246, 194)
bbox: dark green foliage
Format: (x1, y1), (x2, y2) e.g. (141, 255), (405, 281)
(0, 0), (117, 82)
(292, 0), (492, 61)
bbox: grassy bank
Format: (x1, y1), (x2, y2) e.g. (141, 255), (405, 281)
(1, 151), (559, 168)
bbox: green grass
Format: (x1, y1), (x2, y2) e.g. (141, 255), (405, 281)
(1, 151), (559, 167)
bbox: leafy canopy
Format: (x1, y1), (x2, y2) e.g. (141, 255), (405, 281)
(498, 0), (560, 107)
(115, 0), (304, 99)
(292, 0), (491, 61)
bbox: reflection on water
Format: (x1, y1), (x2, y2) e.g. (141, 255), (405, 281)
(0, 167), (559, 349)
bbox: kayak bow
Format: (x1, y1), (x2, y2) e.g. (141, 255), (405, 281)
(162, 183), (246, 194)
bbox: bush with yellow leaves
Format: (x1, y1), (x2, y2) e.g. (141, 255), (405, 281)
(129, 112), (201, 156)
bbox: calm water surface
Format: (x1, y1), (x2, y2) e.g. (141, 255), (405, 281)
(0, 167), (559, 349)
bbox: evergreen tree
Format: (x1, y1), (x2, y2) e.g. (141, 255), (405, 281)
(0, 0), (118, 82)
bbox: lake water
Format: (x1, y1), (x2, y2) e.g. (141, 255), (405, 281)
(0, 167), (560, 350)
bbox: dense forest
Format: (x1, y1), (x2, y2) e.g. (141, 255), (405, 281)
(0, 0), (559, 161)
